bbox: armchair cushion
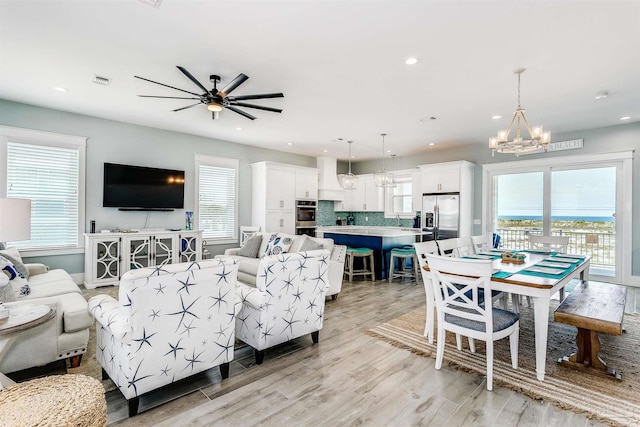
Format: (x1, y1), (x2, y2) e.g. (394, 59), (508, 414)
(237, 234), (262, 258)
(26, 263), (48, 276)
(299, 235), (324, 252)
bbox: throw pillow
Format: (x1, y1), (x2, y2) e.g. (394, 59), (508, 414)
(0, 273), (14, 303)
(0, 247), (29, 279)
(0, 255), (31, 299)
(238, 234), (263, 258)
(264, 233), (294, 256)
(299, 236), (324, 252)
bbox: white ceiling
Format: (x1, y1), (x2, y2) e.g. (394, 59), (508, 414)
(1, 0), (639, 160)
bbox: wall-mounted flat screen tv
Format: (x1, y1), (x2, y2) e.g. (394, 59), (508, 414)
(103, 163), (185, 210)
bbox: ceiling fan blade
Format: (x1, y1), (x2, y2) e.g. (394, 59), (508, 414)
(134, 75), (202, 97)
(176, 66), (212, 95)
(138, 95), (201, 100)
(173, 103), (202, 112)
(219, 73), (249, 97)
(230, 102), (282, 113)
(226, 106), (256, 120)
(228, 93), (284, 101)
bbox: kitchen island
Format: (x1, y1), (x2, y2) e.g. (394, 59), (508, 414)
(316, 226), (424, 280)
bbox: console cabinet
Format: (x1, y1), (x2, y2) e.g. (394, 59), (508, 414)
(84, 230), (202, 289)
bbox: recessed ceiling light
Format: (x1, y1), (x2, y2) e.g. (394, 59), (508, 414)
(620, 116), (631, 121)
(236, 127), (243, 131)
(405, 57), (418, 65)
(287, 142), (293, 146)
(491, 115), (502, 120)
(386, 149), (391, 153)
(53, 87), (68, 92)
(351, 155), (356, 159)
(323, 149), (328, 153)
(429, 142), (435, 146)
(595, 91), (609, 100)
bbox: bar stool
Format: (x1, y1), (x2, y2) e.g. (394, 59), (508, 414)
(389, 246), (420, 283)
(344, 247), (375, 282)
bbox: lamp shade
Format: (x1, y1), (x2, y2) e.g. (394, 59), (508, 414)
(0, 198), (31, 242)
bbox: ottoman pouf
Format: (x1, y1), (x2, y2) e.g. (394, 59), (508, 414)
(0, 374), (106, 426)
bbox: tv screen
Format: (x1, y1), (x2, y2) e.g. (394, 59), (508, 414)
(103, 163), (185, 210)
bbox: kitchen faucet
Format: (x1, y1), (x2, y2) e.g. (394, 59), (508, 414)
(396, 214), (400, 227)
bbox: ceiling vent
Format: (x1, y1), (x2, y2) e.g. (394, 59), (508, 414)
(138, 0), (163, 7)
(92, 75), (112, 86)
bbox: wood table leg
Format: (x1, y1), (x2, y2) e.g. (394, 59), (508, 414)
(558, 327), (621, 380)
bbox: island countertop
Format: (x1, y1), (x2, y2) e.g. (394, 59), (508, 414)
(316, 226), (424, 238)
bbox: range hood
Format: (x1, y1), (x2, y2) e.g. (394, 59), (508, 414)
(317, 157), (345, 201)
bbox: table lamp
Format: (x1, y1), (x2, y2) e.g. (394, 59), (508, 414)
(0, 198), (32, 319)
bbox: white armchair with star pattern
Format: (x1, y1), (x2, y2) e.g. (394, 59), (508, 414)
(235, 249), (331, 365)
(88, 258), (238, 417)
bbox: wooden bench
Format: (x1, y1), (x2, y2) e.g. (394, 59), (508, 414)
(554, 281), (626, 380)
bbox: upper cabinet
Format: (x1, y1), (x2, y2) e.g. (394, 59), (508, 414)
(265, 166), (296, 210)
(295, 169), (319, 200)
(334, 174), (383, 212)
(418, 161), (475, 194)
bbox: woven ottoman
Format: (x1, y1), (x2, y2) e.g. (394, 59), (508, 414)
(0, 374), (106, 426)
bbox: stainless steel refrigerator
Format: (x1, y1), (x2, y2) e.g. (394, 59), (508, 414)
(422, 193), (460, 240)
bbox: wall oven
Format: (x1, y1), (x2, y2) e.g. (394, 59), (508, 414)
(296, 200), (317, 235)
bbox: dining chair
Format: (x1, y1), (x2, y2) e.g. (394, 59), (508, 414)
(436, 238), (459, 257)
(454, 236), (475, 257)
(414, 241), (440, 343)
(425, 253), (520, 391)
(240, 225), (261, 246)
(471, 234), (491, 254)
(529, 235), (569, 252)
(520, 235), (571, 307)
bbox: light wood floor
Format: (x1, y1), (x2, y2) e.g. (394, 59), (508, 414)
(108, 278), (605, 426)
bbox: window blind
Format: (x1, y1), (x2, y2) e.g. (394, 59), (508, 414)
(198, 163), (237, 240)
(6, 142), (80, 249)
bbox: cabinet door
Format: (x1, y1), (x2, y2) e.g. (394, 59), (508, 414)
(412, 170), (422, 214)
(153, 235), (175, 266)
(179, 232), (202, 262)
(421, 167), (441, 193)
(266, 168), (296, 210)
(91, 237), (121, 285)
(438, 165), (461, 192)
(124, 236), (152, 270)
(266, 211), (295, 234)
(364, 177), (384, 211)
(295, 170), (318, 200)
(351, 180), (367, 211)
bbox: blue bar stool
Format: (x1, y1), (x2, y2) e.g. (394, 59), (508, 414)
(344, 247), (375, 282)
(388, 246), (420, 283)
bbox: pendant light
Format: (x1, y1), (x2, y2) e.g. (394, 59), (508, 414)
(339, 140), (358, 190)
(374, 133), (393, 187)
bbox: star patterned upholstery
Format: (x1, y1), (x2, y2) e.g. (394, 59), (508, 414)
(235, 249), (331, 364)
(88, 258), (239, 416)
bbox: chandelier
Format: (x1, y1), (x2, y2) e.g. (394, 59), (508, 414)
(374, 133), (394, 187)
(489, 68), (551, 157)
(339, 140), (358, 190)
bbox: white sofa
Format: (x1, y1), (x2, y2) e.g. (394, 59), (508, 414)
(217, 232), (346, 299)
(0, 257), (92, 374)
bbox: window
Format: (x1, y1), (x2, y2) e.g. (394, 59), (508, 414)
(195, 154), (238, 243)
(0, 126), (86, 253)
(385, 173), (413, 217)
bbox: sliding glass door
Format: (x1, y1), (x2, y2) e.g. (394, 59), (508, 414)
(487, 159), (623, 283)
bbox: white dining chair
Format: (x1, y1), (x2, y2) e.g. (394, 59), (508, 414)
(436, 238), (459, 257)
(414, 241), (440, 343)
(425, 253), (520, 391)
(454, 236), (475, 257)
(529, 235), (569, 252)
(240, 225), (261, 246)
(471, 234), (491, 254)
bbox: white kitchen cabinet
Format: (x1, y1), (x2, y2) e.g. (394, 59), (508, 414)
(84, 230), (203, 289)
(252, 161), (317, 234)
(295, 169), (318, 200)
(416, 161), (475, 236)
(334, 174), (383, 212)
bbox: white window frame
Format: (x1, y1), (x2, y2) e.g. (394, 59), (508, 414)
(482, 151), (634, 286)
(194, 154), (239, 245)
(384, 170), (414, 218)
(0, 126), (86, 256)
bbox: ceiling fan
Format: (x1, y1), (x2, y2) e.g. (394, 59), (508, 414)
(134, 66), (284, 120)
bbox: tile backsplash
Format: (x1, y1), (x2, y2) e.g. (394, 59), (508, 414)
(317, 200), (419, 228)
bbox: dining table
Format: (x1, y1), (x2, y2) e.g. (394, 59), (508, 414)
(423, 249), (591, 382)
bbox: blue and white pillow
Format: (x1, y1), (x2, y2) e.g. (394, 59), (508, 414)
(0, 255), (31, 299)
(264, 233), (294, 256)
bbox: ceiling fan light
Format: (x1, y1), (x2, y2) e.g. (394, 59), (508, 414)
(207, 102), (223, 112)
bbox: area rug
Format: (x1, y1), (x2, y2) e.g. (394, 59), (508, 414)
(367, 303), (640, 426)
